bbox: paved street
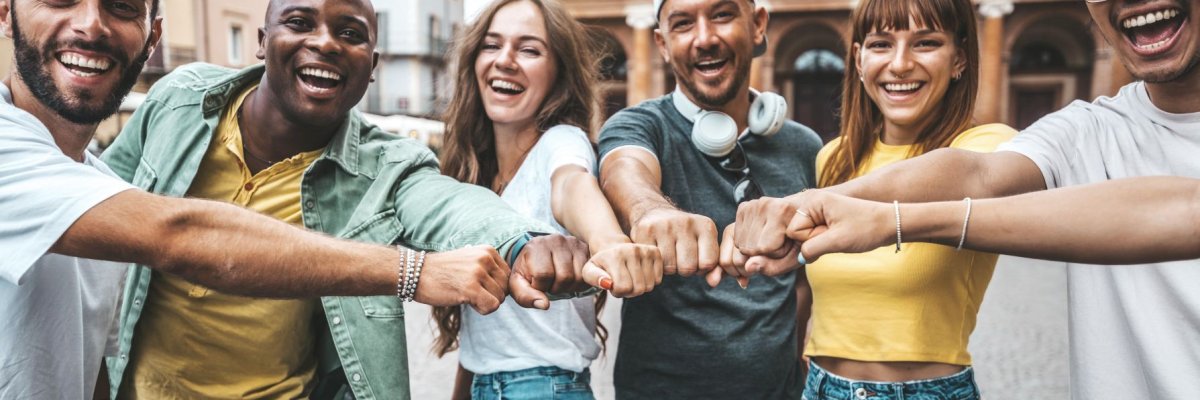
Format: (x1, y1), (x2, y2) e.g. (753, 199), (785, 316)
(405, 256), (1070, 399)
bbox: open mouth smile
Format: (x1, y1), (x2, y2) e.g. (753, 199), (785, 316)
(297, 66), (343, 94)
(489, 79), (526, 95)
(57, 52), (113, 78)
(1119, 5), (1188, 55)
(881, 81), (925, 101)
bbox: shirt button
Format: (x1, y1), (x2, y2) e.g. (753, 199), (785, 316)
(855, 388), (867, 399)
(304, 200), (315, 210)
(332, 316), (342, 325)
(120, 354), (127, 360)
(134, 298), (142, 306)
(351, 373), (362, 382)
(244, 182), (254, 191)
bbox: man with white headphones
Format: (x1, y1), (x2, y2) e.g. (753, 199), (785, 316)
(597, 0), (823, 398)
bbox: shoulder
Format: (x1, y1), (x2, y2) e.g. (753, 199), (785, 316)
(541, 124), (591, 144)
(779, 120), (823, 148)
(601, 96), (676, 133)
(360, 118), (439, 169)
(142, 63), (241, 105)
(816, 136), (843, 167)
(949, 123), (1017, 152)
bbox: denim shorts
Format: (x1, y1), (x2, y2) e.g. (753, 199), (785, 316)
(802, 361), (981, 400)
(471, 366), (593, 400)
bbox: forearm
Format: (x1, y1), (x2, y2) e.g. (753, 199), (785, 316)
(903, 177), (1200, 264)
(599, 156), (674, 231)
(830, 148), (1037, 202)
(553, 168), (632, 254)
(55, 192), (397, 298)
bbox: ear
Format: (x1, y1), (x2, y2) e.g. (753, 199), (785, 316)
(145, 16), (164, 57)
(952, 45), (967, 80)
(372, 50), (380, 72)
(0, 1), (13, 39)
(256, 27), (267, 60)
(653, 28), (670, 63)
(752, 5), (769, 49)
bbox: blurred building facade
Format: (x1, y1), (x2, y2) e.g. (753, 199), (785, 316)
(361, 0), (464, 118)
(565, 0), (1135, 141)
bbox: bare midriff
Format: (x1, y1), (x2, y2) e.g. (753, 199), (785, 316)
(812, 357), (966, 382)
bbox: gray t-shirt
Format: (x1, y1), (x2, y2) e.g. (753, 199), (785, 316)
(998, 81), (1200, 400)
(599, 94), (822, 399)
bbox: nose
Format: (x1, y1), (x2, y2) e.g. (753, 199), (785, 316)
(70, 0), (114, 41)
(887, 45), (915, 78)
(693, 18), (721, 53)
(494, 44), (518, 72)
(306, 26), (343, 56)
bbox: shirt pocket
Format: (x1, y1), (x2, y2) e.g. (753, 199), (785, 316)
(344, 211), (407, 319)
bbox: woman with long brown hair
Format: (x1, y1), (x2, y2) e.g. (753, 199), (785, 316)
(801, 0), (1016, 398)
(434, 1), (662, 399)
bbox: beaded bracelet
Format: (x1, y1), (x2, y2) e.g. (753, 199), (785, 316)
(396, 246), (408, 298)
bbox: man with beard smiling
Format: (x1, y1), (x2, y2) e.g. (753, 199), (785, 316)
(734, 0), (1200, 398)
(99, 0), (602, 398)
(0, 0), (590, 398)
(597, 0), (822, 398)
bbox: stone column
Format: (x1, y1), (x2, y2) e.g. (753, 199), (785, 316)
(626, 5), (657, 106)
(977, 0), (1013, 124)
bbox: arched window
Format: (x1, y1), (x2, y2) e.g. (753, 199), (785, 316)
(794, 49), (845, 74)
(1013, 43), (1067, 70)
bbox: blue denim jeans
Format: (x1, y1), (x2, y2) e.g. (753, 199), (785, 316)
(471, 366), (594, 400)
(802, 361), (981, 400)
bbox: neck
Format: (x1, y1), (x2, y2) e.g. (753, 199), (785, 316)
(880, 121), (920, 146)
(4, 75), (98, 162)
(1144, 66), (1200, 114)
(492, 120), (539, 183)
(240, 78), (341, 163)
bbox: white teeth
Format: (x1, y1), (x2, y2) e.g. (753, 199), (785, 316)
(490, 79), (525, 92)
(299, 67), (342, 81)
(1123, 9), (1180, 29)
(58, 53), (111, 71)
(697, 59), (724, 67)
(884, 82), (921, 92)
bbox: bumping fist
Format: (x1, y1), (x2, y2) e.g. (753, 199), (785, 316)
(586, 243), (663, 298)
(509, 234), (591, 310)
(630, 208), (719, 277)
(415, 245), (510, 315)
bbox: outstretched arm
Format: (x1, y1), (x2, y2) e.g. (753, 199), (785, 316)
(553, 164), (663, 298)
(52, 190), (511, 313)
(787, 177), (1200, 265)
(831, 148), (1046, 201)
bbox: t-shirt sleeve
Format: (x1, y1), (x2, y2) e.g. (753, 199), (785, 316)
(540, 125), (597, 175)
(597, 106), (662, 169)
(0, 123), (135, 285)
(996, 103), (1097, 189)
(949, 123), (1018, 153)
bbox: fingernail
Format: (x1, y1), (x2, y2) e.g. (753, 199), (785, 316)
(534, 299), (549, 310)
(796, 253), (807, 266)
(738, 278), (749, 289)
(599, 277), (613, 290)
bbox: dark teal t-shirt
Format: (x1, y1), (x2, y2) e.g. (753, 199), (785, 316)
(598, 93), (822, 400)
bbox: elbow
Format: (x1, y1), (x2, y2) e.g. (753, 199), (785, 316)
(144, 201), (227, 279)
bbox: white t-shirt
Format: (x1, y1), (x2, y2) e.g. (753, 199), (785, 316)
(0, 83), (133, 399)
(458, 125), (602, 374)
(999, 81), (1200, 400)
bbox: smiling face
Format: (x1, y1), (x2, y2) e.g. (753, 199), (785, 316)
(855, 21), (964, 138)
(474, 0), (557, 130)
(1089, 0), (1199, 83)
(3, 0), (160, 125)
(258, 0), (378, 126)
(655, 0), (766, 108)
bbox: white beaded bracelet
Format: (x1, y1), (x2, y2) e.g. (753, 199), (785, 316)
(956, 197), (973, 251)
(893, 200), (902, 253)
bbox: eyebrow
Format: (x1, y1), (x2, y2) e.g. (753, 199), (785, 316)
(485, 32), (548, 47)
(280, 6), (317, 15)
(665, 0), (738, 22)
(866, 29), (942, 38)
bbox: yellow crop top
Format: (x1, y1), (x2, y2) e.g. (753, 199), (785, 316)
(805, 123), (1017, 365)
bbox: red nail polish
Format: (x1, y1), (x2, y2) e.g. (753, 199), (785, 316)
(599, 277), (613, 290)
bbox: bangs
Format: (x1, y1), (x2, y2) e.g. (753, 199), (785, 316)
(854, 0), (961, 39)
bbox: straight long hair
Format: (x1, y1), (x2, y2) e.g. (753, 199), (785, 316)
(820, 0), (980, 187)
(433, 0), (605, 358)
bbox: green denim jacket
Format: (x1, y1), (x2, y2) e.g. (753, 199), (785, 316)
(100, 63), (550, 399)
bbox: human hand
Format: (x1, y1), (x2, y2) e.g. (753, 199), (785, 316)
(735, 195), (804, 259)
(710, 224), (801, 288)
(586, 242), (663, 298)
(630, 208), (719, 277)
(509, 234), (592, 310)
(415, 245), (509, 315)
(786, 190), (894, 263)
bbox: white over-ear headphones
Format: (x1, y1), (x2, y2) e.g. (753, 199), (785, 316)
(671, 87), (788, 158)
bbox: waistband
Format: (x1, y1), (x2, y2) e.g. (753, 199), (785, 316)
(473, 366), (590, 384)
(806, 361), (977, 400)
